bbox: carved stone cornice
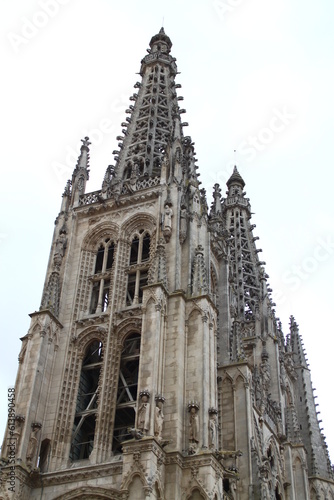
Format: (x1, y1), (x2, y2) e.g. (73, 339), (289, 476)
(29, 310), (63, 329)
(31, 461), (123, 488)
(75, 189), (160, 218)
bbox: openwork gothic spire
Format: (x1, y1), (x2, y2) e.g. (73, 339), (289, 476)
(223, 166), (265, 319)
(108, 28), (187, 192)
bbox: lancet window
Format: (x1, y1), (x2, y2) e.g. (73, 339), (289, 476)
(126, 231), (150, 306)
(112, 332), (141, 453)
(70, 340), (103, 460)
(90, 239), (115, 314)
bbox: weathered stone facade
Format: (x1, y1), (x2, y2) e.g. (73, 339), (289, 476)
(1, 28), (333, 500)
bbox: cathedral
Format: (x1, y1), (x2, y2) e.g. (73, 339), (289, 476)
(1, 28), (333, 500)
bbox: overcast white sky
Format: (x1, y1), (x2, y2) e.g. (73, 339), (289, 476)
(1, 0), (333, 462)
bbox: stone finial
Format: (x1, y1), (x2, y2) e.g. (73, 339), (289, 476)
(211, 183), (222, 215)
(75, 136), (91, 172)
(62, 179), (71, 197)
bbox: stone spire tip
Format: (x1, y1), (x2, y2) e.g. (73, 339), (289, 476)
(226, 165), (245, 188)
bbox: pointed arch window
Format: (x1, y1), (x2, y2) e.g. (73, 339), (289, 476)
(126, 231), (151, 307)
(38, 439), (51, 472)
(90, 239), (115, 314)
(112, 332), (141, 453)
(70, 340), (103, 460)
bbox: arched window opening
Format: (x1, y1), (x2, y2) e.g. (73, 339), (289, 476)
(130, 237), (139, 264)
(141, 233), (150, 262)
(38, 438), (51, 473)
(102, 280), (110, 312)
(126, 232), (151, 307)
(112, 333), (141, 454)
(126, 272), (136, 306)
(90, 240), (115, 314)
(94, 245), (104, 273)
(90, 282), (100, 314)
(106, 243), (115, 270)
(70, 341), (103, 461)
(138, 270), (148, 303)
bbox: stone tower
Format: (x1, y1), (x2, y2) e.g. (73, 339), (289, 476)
(1, 28), (333, 500)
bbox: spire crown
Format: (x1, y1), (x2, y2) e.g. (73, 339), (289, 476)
(227, 165), (245, 188)
(149, 27), (172, 54)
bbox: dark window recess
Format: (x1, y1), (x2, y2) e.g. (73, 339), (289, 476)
(106, 244), (115, 270)
(126, 232), (151, 306)
(70, 341), (102, 461)
(130, 237), (139, 264)
(126, 273), (136, 306)
(138, 160), (144, 176)
(141, 234), (150, 262)
(112, 407), (136, 454)
(38, 439), (51, 473)
(275, 487), (282, 500)
(90, 282), (100, 314)
(94, 246), (104, 273)
(124, 165), (132, 179)
(102, 280), (110, 312)
(223, 479), (230, 492)
(138, 270), (148, 303)
(112, 333), (141, 454)
(71, 414), (96, 460)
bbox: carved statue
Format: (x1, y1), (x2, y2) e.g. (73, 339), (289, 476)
(163, 204), (173, 230)
(127, 165), (138, 193)
(26, 423), (41, 465)
(163, 204), (173, 242)
(54, 232), (67, 259)
(253, 366), (262, 408)
(208, 412), (217, 449)
(260, 349), (271, 393)
(179, 207), (188, 243)
(154, 399), (165, 440)
(189, 406), (199, 444)
(137, 393), (150, 434)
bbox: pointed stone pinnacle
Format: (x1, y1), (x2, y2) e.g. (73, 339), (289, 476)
(227, 165), (245, 188)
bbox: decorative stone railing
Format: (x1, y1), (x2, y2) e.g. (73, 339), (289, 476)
(225, 196), (249, 207)
(78, 190), (102, 206)
(79, 176), (161, 206)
